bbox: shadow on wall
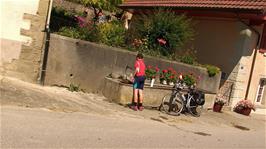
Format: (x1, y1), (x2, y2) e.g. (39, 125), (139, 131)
(193, 19), (258, 88)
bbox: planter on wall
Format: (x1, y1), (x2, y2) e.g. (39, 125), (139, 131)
(162, 80), (167, 85)
(168, 82), (174, 86)
(150, 78), (155, 87)
(213, 103), (223, 112)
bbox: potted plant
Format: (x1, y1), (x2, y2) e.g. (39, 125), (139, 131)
(183, 73), (196, 87)
(160, 69), (169, 85)
(160, 68), (177, 85)
(233, 99), (256, 116)
(166, 68), (177, 85)
(213, 94), (227, 112)
(145, 65), (159, 87)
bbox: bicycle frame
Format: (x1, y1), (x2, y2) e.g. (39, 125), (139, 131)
(181, 93), (197, 109)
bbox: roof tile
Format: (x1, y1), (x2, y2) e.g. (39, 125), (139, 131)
(120, 0), (266, 11)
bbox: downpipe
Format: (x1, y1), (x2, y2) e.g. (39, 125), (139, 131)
(39, 0), (53, 85)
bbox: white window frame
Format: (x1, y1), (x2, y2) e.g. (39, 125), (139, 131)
(255, 78), (266, 104)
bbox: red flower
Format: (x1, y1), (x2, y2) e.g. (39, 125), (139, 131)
(162, 69), (168, 73)
(155, 67), (160, 72)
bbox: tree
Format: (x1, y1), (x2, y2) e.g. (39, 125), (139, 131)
(129, 9), (195, 57)
(68, 0), (124, 21)
(68, 0), (124, 12)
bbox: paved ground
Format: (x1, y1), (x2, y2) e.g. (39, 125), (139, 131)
(1, 76), (266, 148)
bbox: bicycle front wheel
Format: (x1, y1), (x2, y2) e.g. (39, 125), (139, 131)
(187, 102), (203, 117)
(160, 93), (184, 116)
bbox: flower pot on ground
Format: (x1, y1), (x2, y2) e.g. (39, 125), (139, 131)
(213, 103), (223, 112)
(234, 108), (252, 116)
(213, 96), (226, 113)
(233, 99), (255, 116)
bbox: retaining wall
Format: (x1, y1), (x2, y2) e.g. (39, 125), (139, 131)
(45, 34), (221, 94)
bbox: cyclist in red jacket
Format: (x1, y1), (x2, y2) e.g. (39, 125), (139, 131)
(131, 53), (146, 111)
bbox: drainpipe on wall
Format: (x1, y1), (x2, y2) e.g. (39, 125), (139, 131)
(236, 15), (261, 100)
(39, 0), (53, 85)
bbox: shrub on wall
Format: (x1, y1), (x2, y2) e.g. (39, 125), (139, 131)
(128, 9), (195, 58)
(96, 20), (126, 47)
(180, 55), (196, 65)
(58, 26), (98, 42)
(205, 65), (221, 77)
(50, 7), (78, 32)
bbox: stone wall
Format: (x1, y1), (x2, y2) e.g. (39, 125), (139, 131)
(1, 0), (50, 83)
(45, 34), (221, 94)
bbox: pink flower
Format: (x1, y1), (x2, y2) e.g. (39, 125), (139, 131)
(157, 38), (167, 45)
(75, 16), (86, 27)
(197, 76), (201, 81)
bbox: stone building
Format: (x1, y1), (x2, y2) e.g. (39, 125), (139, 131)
(0, 0), (51, 83)
(120, 0), (266, 110)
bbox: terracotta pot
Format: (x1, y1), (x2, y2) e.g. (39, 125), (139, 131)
(235, 108), (252, 116)
(213, 103), (223, 112)
(241, 108), (252, 116)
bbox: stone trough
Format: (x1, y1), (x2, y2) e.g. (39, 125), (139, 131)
(102, 77), (216, 108)
(102, 77), (173, 108)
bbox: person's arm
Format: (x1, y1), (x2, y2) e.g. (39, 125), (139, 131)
(134, 61), (140, 76)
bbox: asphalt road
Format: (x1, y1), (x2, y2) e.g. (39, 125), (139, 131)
(1, 76), (266, 148)
(1, 106), (265, 149)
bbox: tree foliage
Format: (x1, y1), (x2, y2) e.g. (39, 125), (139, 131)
(67, 0), (124, 12)
(128, 9), (195, 57)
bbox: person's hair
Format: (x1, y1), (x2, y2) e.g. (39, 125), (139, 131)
(136, 53), (143, 59)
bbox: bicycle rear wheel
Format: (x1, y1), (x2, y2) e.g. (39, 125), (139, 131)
(187, 101), (203, 117)
(160, 93), (184, 116)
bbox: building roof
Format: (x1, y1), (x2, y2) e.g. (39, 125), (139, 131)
(120, 0), (266, 12)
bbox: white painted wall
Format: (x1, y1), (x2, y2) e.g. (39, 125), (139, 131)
(0, 0), (40, 65)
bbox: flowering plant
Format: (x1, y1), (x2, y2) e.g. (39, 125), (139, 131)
(160, 68), (177, 83)
(132, 39), (143, 47)
(234, 99), (256, 111)
(145, 65), (159, 80)
(214, 94), (227, 106)
(183, 73), (197, 86)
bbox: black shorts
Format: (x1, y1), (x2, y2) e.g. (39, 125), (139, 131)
(133, 76), (145, 90)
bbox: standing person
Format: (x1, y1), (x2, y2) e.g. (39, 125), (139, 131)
(131, 53), (146, 111)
